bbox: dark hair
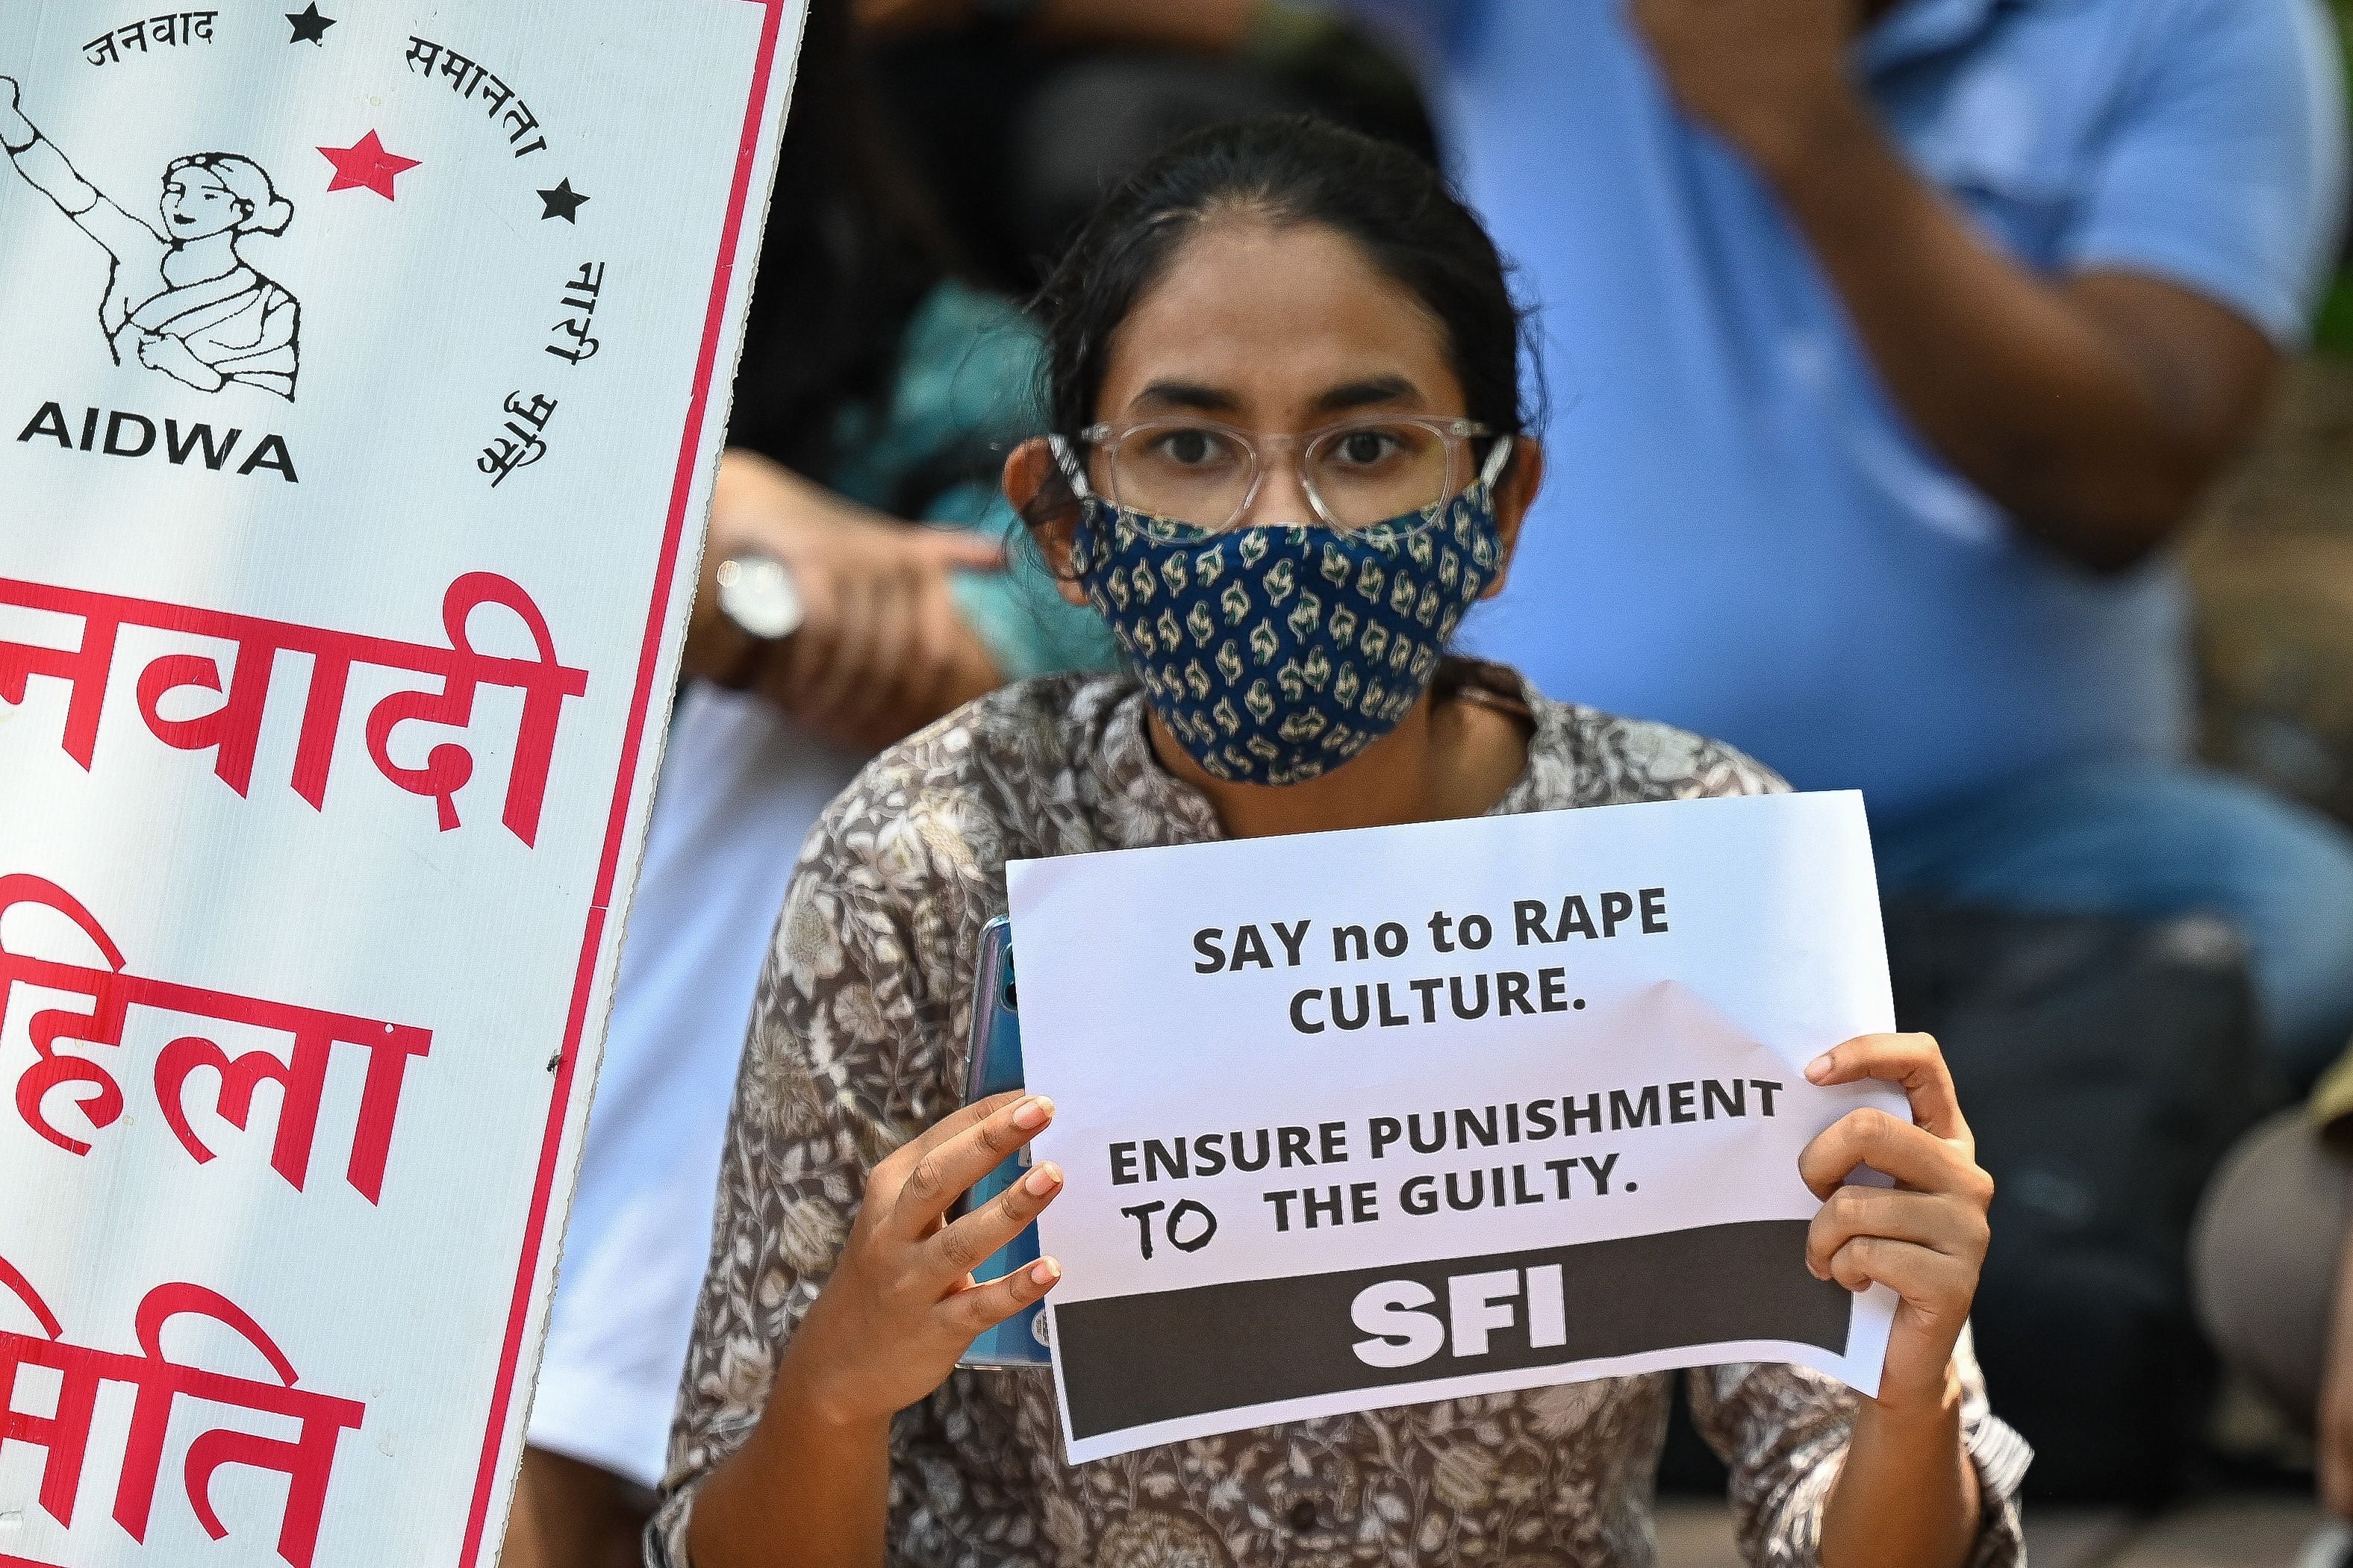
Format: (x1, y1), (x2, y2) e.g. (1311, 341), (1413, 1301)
(724, 0), (959, 481)
(1029, 115), (1535, 468)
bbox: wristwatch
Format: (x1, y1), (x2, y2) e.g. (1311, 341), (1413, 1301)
(714, 553), (804, 641)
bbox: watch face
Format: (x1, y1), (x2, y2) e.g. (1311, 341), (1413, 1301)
(715, 555), (803, 640)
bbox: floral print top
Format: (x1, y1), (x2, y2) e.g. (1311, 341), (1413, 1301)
(649, 663), (2033, 1567)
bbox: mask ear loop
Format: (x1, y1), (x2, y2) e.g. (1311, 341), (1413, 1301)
(1475, 434), (1516, 491)
(1415, 434), (1515, 528)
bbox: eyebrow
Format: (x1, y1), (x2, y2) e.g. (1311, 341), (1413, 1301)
(1314, 375), (1421, 414)
(1132, 380), (1241, 414)
(1129, 374), (1426, 418)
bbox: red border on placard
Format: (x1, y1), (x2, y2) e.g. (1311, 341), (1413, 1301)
(455, 2), (791, 1561)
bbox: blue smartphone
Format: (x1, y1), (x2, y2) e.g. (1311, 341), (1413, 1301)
(955, 916), (1052, 1369)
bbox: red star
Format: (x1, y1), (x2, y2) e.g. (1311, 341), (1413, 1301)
(317, 131), (420, 199)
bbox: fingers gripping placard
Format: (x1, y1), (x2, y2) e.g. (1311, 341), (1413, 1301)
(1006, 791), (1907, 1463)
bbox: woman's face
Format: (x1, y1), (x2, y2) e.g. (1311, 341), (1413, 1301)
(160, 169), (243, 240)
(1011, 214), (1539, 596)
(1094, 216), (1473, 530)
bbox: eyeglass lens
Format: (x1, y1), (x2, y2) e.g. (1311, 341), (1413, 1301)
(1106, 422), (1458, 531)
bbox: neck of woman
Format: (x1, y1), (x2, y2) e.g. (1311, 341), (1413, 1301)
(166, 231), (240, 283)
(1148, 684), (1531, 841)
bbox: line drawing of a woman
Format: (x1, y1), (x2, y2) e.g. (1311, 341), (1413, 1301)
(1, 75), (301, 400)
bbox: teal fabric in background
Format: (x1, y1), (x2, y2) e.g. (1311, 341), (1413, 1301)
(827, 279), (1120, 681)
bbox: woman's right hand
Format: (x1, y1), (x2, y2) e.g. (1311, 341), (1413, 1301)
(779, 1090), (1065, 1426)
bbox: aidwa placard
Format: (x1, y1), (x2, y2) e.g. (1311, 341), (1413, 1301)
(1007, 790), (1907, 1464)
(0, 3), (799, 1563)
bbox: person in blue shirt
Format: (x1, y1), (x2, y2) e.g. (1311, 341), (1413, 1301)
(868, 0), (2353, 1088)
(1417, 0), (2353, 1090)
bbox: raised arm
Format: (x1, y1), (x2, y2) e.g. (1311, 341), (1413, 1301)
(0, 75), (163, 263)
(1631, 0), (2319, 574)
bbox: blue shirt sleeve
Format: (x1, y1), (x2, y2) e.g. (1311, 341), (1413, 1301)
(2061, 0), (2350, 345)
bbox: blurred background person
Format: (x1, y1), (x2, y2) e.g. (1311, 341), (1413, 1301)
(2193, 1047), (2353, 1536)
(1014, 0), (2353, 1084)
(499, 4), (1114, 1564)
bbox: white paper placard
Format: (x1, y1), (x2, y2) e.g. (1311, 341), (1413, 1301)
(0, 3), (800, 1562)
(1006, 790), (1907, 1464)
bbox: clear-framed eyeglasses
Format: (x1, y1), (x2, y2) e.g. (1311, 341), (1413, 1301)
(1053, 415), (1512, 537)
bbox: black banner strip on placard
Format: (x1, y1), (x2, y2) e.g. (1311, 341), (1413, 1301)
(1055, 1219), (1848, 1440)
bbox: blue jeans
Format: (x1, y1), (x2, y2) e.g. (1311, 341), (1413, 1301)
(1873, 760), (2353, 1090)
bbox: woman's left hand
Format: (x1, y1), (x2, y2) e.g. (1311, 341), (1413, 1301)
(1799, 1032), (1994, 1412)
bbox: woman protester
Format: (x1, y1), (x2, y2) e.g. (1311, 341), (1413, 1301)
(502, 4), (1112, 1564)
(654, 118), (2027, 1568)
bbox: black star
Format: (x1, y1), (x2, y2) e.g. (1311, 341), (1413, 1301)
(284, 3), (335, 44)
(536, 178), (588, 222)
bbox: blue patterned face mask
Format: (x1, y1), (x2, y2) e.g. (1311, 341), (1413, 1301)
(1063, 438), (1512, 786)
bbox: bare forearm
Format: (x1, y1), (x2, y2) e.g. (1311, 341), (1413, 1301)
(1758, 91), (2267, 570)
(685, 1359), (891, 1568)
(1820, 1377), (1980, 1568)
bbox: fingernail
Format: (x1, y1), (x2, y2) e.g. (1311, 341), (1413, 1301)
(1012, 1096), (1054, 1130)
(1805, 1055), (1833, 1083)
(1807, 1260), (1826, 1281)
(1030, 1258), (1061, 1287)
(1022, 1161), (1062, 1196)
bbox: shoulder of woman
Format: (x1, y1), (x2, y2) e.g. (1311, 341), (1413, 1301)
(811, 673), (1134, 852)
(1521, 683), (1789, 805)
